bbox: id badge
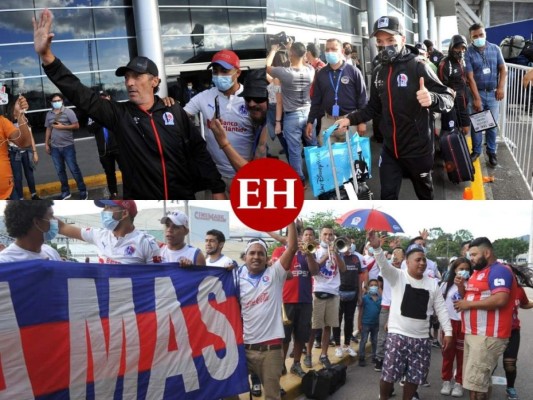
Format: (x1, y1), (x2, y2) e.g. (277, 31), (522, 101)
(483, 67), (491, 75)
(332, 104), (340, 117)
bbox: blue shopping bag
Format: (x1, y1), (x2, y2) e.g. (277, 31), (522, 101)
(304, 126), (372, 197)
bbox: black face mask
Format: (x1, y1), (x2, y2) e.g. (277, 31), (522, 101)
(378, 45), (401, 64)
(451, 50), (464, 60)
(472, 256), (489, 270)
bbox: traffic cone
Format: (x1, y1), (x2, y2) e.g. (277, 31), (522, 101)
(463, 187), (473, 200)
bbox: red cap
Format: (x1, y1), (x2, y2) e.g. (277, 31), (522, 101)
(208, 50), (240, 70)
(94, 200), (138, 217)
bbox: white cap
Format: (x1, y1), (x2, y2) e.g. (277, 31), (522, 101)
(161, 211), (189, 228)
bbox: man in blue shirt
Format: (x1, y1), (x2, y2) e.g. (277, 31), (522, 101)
(465, 23), (507, 166)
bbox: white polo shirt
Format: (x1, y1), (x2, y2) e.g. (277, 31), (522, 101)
(0, 243), (62, 262)
(238, 260), (286, 344)
(160, 244), (201, 264)
(184, 85), (254, 178)
(81, 228), (160, 264)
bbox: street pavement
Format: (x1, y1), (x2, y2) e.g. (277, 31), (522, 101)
(28, 123), (532, 200)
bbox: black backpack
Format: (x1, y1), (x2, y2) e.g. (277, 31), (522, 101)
(521, 40), (533, 62)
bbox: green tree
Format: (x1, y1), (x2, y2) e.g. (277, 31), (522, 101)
(492, 238), (528, 263)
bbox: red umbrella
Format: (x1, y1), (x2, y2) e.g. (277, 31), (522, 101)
(336, 209), (404, 233)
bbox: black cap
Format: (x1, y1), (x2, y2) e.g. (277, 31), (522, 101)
(115, 56), (159, 77)
(449, 34), (467, 50)
(371, 16), (405, 37)
(238, 68), (268, 99)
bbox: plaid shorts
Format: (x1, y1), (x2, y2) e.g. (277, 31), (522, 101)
(381, 333), (432, 385)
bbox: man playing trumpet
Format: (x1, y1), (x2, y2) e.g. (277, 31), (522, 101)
(306, 224), (347, 368)
(269, 224), (320, 378)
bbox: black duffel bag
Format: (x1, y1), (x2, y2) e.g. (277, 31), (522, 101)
(301, 364), (347, 399)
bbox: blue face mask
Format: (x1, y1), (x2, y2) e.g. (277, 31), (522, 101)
(367, 247), (374, 255)
(473, 38), (486, 48)
(457, 270), (470, 280)
(51, 101), (63, 110)
(368, 286), (378, 295)
(325, 51), (340, 65)
(350, 243), (356, 253)
(212, 75), (234, 92)
(44, 219), (59, 241)
(101, 211), (120, 231)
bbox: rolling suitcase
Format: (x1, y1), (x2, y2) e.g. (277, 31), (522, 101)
(439, 123), (474, 184)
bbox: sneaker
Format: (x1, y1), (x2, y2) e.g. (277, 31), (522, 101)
(290, 362), (306, 378)
(31, 193), (42, 200)
(319, 355), (332, 368)
(350, 335), (359, 343)
(505, 387), (518, 400)
(79, 191), (89, 200)
(487, 152), (498, 167)
(343, 345), (357, 357)
(440, 381), (452, 395)
(313, 339), (321, 349)
(470, 152), (480, 162)
(374, 360), (383, 371)
(400, 377), (405, 387)
(451, 383), (464, 397)
(412, 392), (420, 400)
(432, 339), (441, 348)
(335, 347), (344, 358)
(302, 347), (307, 354)
(421, 380), (430, 387)
(59, 192), (71, 200)
(304, 354), (312, 368)
(359, 358), (366, 367)
(251, 383), (262, 397)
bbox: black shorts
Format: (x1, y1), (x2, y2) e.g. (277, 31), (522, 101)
(283, 303), (312, 344)
(503, 329), (520, 359)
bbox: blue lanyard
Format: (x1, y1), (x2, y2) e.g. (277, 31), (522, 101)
(103, 127), (109, 144)
(329, 66), (345, 105)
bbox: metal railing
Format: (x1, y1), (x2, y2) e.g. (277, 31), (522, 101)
(500, 64), (533, 197)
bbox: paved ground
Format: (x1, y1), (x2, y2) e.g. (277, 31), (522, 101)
(26, 122), (532, 200)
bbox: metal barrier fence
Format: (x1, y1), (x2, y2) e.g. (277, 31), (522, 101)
(500, 64), (533, 197)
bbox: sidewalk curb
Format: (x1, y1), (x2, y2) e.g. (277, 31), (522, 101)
(24, 172), (122, 198)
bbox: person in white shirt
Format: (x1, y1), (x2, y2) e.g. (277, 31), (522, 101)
(160, 210), (205, 265)
(58, 200), (160, 264)
(184, 50), (254, 196)
(237, 221), (297, 400)
(368, 231), (452, 400)
(204, 229), (237, 269)
(0, 200), (61, 262)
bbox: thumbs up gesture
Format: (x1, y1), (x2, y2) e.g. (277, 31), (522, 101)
(416, 77), (432, 107)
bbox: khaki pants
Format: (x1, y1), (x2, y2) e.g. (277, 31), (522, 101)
(462, 334), (508, 393)
(319, 115), (356, 146)
(246, 347), (284, 400)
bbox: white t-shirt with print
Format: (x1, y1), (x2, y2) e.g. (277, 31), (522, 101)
(207, 254), (237, 269)
(81, 228), (160, 264)
(312, 246), (341, 295)
(184, 85), (254, 178)
(0, 243), (62, 262)
(160, 244), (201, 264)
(238, 260), (286, 344)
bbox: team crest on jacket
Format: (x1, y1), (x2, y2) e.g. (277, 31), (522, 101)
(124, 245), (136, 256)
(239, 104), (248, 116)
(163, 112), (175, 125)
(397, 74), (408, 87)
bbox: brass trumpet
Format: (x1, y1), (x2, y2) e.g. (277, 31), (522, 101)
(334, 237), (350, 253)
(300, 241), (318, 254)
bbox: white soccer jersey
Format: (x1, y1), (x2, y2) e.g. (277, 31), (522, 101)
(160, 244), (201, 264)
(238, 260), (286, 344)
(0, 243), (62, 262)
(81, 228), (160, 264)
(206, 254), (237, 269)
(184, 85), (254, 178)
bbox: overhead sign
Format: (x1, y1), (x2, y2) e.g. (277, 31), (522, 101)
(0, 260), (247, 399)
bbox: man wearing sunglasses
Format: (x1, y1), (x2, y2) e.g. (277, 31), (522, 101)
(210, 68), (269, 172)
